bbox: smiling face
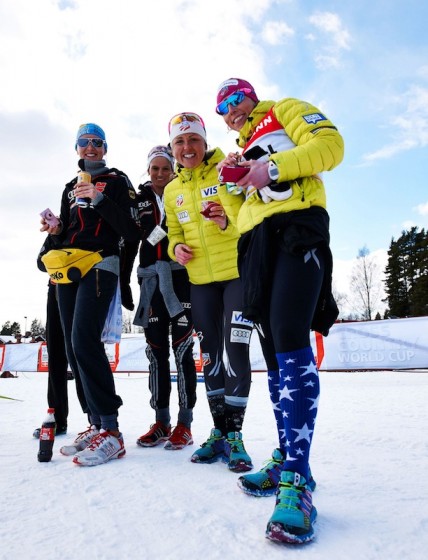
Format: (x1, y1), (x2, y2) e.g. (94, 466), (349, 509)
(149, 156), (174, 195)
(222, 96), (257, 132)
(76, 134), (106, 161)
(171, 133), (206, 169)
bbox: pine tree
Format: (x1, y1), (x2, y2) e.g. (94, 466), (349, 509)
(30, 319), (46, 338)
(0, 321), (21, 336)
(409, 228), (428, 316)
(384, 227), (428, 317)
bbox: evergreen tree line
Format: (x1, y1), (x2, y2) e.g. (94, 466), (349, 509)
(384, 226), (428, 318)
(0, 319), (45, 338)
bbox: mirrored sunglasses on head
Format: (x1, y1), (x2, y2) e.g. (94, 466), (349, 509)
(216, 89), (253, 115)
(77, 138), (106, 148)
(168, 112), (205, 131)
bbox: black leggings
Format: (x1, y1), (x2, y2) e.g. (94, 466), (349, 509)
(270, 247), (325, 352)
(144, 270), (197, 411)
(190, 278), (252, 401)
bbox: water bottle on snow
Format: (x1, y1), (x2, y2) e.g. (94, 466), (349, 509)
(37, 408), (56, 462)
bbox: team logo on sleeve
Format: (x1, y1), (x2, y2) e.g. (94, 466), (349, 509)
(202, 353), (211, 366)
(303, 113), (327, 125)
(94, 182), (107, 192)
(176, 194), (184, 207)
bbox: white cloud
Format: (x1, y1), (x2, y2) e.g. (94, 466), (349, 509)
(362, 85), (428, 163)
(401, 220), (417, 231)
(414, 202), (428, 216)
(313, 54), (341, 70)
(309, 12), (351, 49)
(307, 11), (351, 69)
(262, 20), (294, 45)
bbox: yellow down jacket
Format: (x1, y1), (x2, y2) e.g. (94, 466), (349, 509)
(236, 99), (344, 234)
(165, 147), (244, 285)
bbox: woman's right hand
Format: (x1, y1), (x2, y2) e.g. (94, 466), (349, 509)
(40, 218), (62, 235)
(174, 243), (193, 265)
(216, 152), (242, 173)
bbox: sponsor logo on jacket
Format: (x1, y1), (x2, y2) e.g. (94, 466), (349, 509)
(243, 107), (294, 160)
(201, 185), (219, 198)
(303, 113), (327, 125)
(177, 210), (190, 223)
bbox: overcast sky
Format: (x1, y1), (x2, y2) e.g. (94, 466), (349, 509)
(1, 0), (427, 330)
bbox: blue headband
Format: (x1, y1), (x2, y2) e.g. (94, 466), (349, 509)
(75, 123), (108, 152)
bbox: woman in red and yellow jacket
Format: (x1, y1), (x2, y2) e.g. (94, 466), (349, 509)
(216, 78), (344, 545)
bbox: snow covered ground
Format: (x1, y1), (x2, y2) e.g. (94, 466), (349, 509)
(1, 369), (427, 560)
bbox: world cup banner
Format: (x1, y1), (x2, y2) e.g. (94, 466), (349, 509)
(316, 317), (428, 370)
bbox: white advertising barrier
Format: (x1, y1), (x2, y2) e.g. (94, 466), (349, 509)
(1, 317), (427, 372)
(1, 342), (39, 372)
(318, 317), (428, 370)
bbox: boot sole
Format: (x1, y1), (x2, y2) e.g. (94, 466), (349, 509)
(237, 479), (276, 497)
(222, 455), (253, 472)
(136, 437), (169, 448)
(190, 451), (224, 464)
(266, 522), (315, 544)
(265, 507), (317, 545)
(72, 448), (126, 466)
(164, 438), (194, 450)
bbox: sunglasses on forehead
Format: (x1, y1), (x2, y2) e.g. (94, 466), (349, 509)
(216, 89), (253, 116)
(77, 138), (106, 148)
(168, 112), (205, 132)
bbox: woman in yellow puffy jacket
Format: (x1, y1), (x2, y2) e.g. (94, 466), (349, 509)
(215, 78), (344, 545)
(164, 112), (253, 473)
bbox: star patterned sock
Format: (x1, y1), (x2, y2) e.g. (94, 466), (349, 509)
(276, 346), (320, 481)
(267, 369), (287, 450)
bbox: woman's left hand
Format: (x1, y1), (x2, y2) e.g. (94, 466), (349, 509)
(207, 203), (228, 230)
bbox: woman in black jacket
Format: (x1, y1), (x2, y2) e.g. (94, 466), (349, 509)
(121, 146), (197, 451)
(40, 123), (140, 467)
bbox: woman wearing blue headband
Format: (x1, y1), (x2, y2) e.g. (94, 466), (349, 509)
(40, 122), (140, 467)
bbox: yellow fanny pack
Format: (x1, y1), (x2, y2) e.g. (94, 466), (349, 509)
(41, 248), (103, 283)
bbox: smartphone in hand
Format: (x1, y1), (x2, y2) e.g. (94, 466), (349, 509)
(200, 201), (220, 218)
(40, 208), (60, 228)
(218, 166), (249, 183)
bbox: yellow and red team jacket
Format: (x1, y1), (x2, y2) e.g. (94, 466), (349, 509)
(164, 147), (244, 285)
(236, 98), (345, 234)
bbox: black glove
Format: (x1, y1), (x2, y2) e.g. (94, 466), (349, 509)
(120, 282), (134, 311)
